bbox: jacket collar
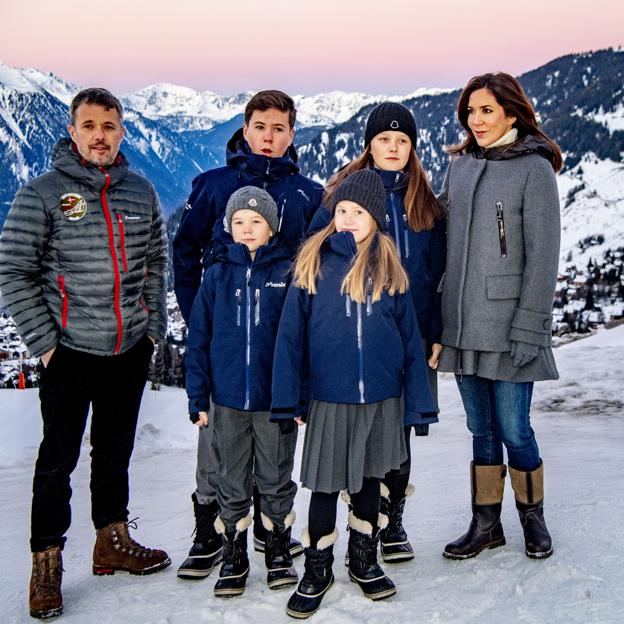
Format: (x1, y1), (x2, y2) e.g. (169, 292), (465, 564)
(373, 167), (408, 193)
(325, 230), (359, 258)
(226, 129), (300, 181)
(472, 134), (555, 166)
(218, 232), (291, 268)
(51, 138), (129, 191)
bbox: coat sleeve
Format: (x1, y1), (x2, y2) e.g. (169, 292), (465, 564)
(271, 284), (310, 419)
(144, 185), (168, 341)
(426, 217), (446, 343)
(394, 292), (438, 425)
(0, 185), (59, 357)
(173, 177), (218, 326)
(509, 159), (561, 347)
(185, 271), (216, 414)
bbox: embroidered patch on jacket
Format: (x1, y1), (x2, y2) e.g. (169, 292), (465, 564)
(60, 193), (88, 221)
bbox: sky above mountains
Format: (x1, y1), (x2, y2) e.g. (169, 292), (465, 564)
(3, 0), (622, 95)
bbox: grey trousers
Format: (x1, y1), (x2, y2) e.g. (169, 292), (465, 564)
(212, 404), (297, 531)
(194, 404), (219, 506)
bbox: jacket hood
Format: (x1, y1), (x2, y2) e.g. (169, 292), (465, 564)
(215, 232), (292, 268)
(226, 128), (300, 179)
(473, 134), (556, 168)
(52, 138), (129, 189)
(373, 167), (409, 194)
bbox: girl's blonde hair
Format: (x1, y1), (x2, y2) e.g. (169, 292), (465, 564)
(323, 146), (443, 231)
(293, 220), (409, 304)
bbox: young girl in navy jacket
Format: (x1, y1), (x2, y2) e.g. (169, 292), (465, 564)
(310, 102), (445, 562)
(185, 186), (299, 597)
(271, 170), (437, 618)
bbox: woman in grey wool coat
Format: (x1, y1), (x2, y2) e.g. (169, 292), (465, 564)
(437, 72), (562, 561)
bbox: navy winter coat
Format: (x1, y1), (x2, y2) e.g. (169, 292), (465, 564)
(185, 236), (291, 414)
(308, 168), (446, 342)
(173, 129), (323, 324)
(271, 232), (438, 426)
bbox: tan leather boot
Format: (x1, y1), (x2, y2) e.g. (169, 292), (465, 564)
(29, 546), (63, 619)
(92, 520), (171, 575)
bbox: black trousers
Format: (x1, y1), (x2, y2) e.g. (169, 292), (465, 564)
(30, 336), (153, 552)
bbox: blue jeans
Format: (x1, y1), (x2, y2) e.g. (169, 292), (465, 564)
(456, 375), (540, 471)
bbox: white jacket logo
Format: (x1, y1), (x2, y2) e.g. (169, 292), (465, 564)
(265, 281), (286, 288)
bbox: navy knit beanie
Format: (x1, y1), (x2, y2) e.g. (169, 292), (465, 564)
(331, 169), (387, 231)
(365, 102), (417, 148)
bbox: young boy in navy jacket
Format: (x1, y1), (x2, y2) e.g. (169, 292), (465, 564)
(185, 186), (298, 596)
(175, 91), (321, 577)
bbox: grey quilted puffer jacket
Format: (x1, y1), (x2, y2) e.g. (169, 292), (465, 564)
(0, 139), (168, 357)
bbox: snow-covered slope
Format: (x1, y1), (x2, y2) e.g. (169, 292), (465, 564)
(1, 325), (623, 623)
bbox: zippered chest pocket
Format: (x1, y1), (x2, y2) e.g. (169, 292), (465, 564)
(495, 201), (507, 258)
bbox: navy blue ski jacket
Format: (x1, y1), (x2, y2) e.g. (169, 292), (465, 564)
(308, 168), (446, 342)
(173, 129), (323, 325)
(185, 235), (292, 414)
(271, 231), (438, 425)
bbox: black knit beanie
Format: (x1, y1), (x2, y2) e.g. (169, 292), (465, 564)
(331, 169), (387, 231)
(364, 102), (417, 148)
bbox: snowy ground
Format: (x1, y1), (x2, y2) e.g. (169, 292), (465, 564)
(1, 327), (623, 624)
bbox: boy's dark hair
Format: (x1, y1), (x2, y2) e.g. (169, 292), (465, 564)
(244, 90), (296, 128)
(70, 88), (124, 125)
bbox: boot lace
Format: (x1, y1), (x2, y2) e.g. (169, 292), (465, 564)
(112, 518), (157, 558)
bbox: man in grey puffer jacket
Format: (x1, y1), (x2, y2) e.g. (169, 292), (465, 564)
(0, 88), (170, 620)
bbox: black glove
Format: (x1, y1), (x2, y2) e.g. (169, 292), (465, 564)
(278, 419), (295, 434)
(510, 340), (539, 368)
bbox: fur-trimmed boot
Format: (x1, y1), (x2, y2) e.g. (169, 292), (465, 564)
(380, 482), (415, 563)
(92, 519), (171, 575)
(443, 462), (507, 560)
(177, 495), (223, 579)
(262, 512), (298, 589)
(213, 515), (251, 597)
(286, 528), (337, 619)
(347, 512), (396, 601)
(253, 485), (303, 558)
(29, 546), (63, 619)
(509, 460), (553, 559)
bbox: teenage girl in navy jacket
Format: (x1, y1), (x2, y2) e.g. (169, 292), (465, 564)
(309, 102), (445, 563)
(272, 170), (437, 618)
(186, 187), (299, 597)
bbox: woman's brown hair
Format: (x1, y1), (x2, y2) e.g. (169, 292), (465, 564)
(446, 72), (563, 172)
(323, 145), (443, 231)
(293, 221), (409, 304)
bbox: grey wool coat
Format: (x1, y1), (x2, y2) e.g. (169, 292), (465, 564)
(437, 136), (560, 381)
(0, 139), (168, 357)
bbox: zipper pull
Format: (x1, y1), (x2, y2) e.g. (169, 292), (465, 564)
(345, 294), (352, 317)
(246, 267), (251, 284)
(395, 172), (400, 184)
(366, 277), (373, 316)
(402, 213), (408, 229)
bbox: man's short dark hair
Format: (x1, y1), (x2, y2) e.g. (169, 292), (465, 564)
(70, 88), (124, 125)
(244, 90), (296, 128)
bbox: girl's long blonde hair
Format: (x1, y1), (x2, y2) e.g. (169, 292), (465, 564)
(293, 220), (409, 304)
(323, 146), (443, 231)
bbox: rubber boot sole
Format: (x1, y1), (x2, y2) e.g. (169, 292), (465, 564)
(177, 549), (223, 579)
(526, 546), (553, 559)
(442, 536), (506, 560)
(348, 570), (396, 601)
(286, 575), (334, 619)
(29, 606), (63, 620)
(92, 557), (171, 576)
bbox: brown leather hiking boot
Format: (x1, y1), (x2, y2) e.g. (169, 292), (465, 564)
(29, 546), (63, 619)
(92, 520), (171, 576)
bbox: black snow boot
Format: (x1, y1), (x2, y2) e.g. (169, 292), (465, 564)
(443, 462), (507, 560)
(253, 485), (303, 558)
(380, 483), (414, 563)
(177, 494), (223, 579)
(509, 461), (553, 559)
(214, 516), (251, 597)
(347, 514), (396, 601)
(286, 529), (337, 619)
(263, 513), (298, 589)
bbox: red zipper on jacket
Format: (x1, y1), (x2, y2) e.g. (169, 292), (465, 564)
(116, 213), (129, 272)
(99, 169), (123, 353)
(58, 275), (68, 329)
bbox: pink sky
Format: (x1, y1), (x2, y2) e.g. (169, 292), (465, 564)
(3, 0), (622, 95)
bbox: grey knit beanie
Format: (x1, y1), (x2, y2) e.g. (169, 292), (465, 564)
(364, 102), (417, 148)
(225, 186), (279, 234)
(331, 169), (387, 231)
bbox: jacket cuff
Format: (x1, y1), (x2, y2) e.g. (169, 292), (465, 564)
(404, 410), (439, 427)
(270, 407), (296, 422)
(188, 399), (209, 414)
(510, 307), (552, 347)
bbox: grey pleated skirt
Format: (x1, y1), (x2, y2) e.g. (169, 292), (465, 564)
(300, 397), (407, 494)
(438, 346), (559, 382)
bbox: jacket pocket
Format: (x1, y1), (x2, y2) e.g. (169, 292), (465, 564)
(58, 275), (69, 329)
(486, 274), (522, 300)
(495, 202), (507, 258)
(115, 214), (129, 272)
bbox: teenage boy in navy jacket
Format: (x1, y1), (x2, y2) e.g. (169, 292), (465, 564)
(174, 91), (322, 578)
